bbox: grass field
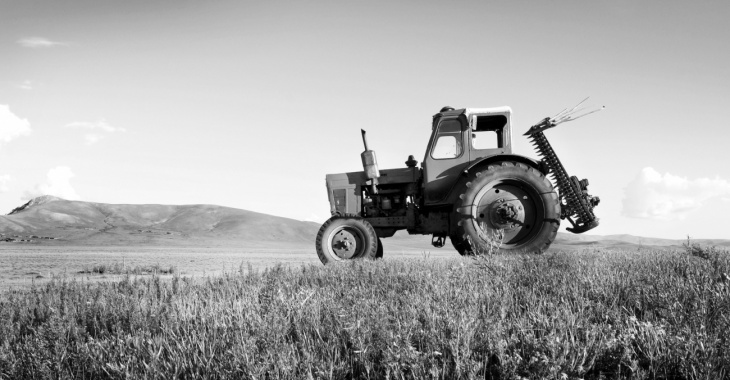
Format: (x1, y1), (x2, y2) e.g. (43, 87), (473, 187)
(0, 238), (449, 290)
(1, 245), (728, 379)
(0, 245), (319, 290)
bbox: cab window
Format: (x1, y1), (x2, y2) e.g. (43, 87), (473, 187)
(431, 119), (463, 159)
(472, 115), (506, 150)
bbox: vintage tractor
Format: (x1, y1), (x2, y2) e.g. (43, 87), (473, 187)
(315, 101), (602, 264)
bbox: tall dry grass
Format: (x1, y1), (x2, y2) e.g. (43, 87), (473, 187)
(0, 246), (728, 379)
(78, 262), (176, 275)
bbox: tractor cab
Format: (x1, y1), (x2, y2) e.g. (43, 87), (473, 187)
(422, 107), (513, 205)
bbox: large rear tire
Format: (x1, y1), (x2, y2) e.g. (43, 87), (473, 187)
(450, 232), (470, 256)
(451, 162), (560, 255)
(316, 216), (379, 264)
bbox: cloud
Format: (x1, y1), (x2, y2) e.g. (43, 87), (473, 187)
(17, 37), (67, 48)
(84, 134), (103, 145)
(65, 119), (125, 144)
(0, 105), (32, 145)
(622, 167), (730, 220)
(23, 166), (80, 200)
(0, 175), (10, 193)
(65, 119), (126, 133)
(17, 80), (33, 90)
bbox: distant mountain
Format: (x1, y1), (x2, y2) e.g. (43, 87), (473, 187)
(1, 196), (727, 249)
(1, 196), (319, 246)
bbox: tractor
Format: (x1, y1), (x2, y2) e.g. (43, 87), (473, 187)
(315, 101), (602, 264)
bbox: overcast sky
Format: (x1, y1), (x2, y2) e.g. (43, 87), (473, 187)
(1, 0), (729, 239)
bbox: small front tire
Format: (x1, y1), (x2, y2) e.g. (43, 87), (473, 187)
(315, 216), (379, 264)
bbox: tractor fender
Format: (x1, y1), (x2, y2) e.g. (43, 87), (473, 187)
(463, 154), (546, 177)
(434, 154), (547, 209)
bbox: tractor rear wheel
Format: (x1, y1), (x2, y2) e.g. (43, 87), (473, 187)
(449, 232), (469, 256)
(452, 162), (560, 254)
(316, 216), (379, 264)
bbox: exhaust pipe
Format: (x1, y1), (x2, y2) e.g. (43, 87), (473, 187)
(360, 129), (379, 193)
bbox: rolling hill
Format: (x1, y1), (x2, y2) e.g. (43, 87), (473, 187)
(1, 196), (727, 250)
(0, 196), (319, 246)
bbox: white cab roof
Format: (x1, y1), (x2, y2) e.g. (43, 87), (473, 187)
(463, 106), (512, 116)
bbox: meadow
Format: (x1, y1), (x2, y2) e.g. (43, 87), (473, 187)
(0, 244), (728, 379)
(0, 245), (320, 290)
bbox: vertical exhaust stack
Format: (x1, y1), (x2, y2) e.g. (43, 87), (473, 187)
(360, 129), (380, 193)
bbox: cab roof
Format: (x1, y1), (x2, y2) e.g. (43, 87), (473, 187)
(435, 106), (512, 119)
(464, 106), (512, 116)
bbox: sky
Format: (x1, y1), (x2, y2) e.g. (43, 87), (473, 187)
(1, 0), (729, 239)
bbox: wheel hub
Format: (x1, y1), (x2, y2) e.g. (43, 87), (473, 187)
(472, 182), (538, 246)
(489, 199), (525, 229)
(330, 229), (360, 259)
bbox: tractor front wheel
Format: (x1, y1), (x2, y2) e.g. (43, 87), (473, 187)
(316, 216), (379, 264)
(452, 161), (560, 255)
